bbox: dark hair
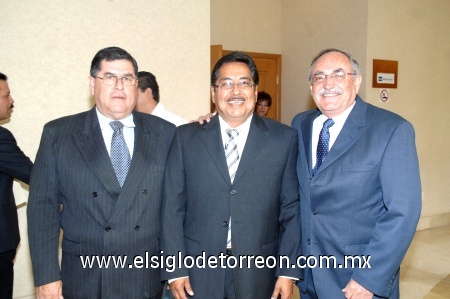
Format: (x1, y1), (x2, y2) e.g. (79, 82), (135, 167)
(308, 48), (360, 82)
(137, 71), (160, 102)
(257, 91), (272, 106)
(211, 51), (259, 87)
(0, 72), (7, 81)
(90, 47), (138, 77)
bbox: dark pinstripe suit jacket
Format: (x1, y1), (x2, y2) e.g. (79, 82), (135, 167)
(27, 108), (175, 299)
(0, 126), (32, 253)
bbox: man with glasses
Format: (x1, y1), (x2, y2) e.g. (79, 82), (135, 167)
(160, 52), (301, 299)
(27, 47), (175, 299)
(292, 48), (421, 298)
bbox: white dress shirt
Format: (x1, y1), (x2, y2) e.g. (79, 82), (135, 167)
(311, 101), (356, 169)
(152, 102), (187, 127)
(96, 108), (135, 158)
(218, 114), (253, 168)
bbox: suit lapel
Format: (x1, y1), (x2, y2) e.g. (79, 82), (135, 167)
(315, 97), (367, 175)
(73, 108), (121, 201)
(200, 116), (231, 185)
(233, 115), (268, 184)
(301, 110), (321, 175)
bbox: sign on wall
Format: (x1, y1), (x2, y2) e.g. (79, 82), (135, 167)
(372, 59), (398, 89)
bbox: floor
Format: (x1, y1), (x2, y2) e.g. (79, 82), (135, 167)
(293, 225), (450, 299)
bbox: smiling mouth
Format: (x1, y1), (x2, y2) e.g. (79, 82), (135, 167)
(227, 97), (245, 104)
(320, 89), (342, 96)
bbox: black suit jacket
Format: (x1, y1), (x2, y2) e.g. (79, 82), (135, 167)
(27, 108), (175, 298)
(0, 126), (33, 253)
(161, 114), (302, 298)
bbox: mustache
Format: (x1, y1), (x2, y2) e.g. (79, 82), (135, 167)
(319, 88), (342, 96)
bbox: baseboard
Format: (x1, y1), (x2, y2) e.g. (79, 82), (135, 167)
(416, 212), (450, 231)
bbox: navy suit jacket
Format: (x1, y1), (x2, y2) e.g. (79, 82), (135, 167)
(27, 108), (175, 298)
(161, 114), (302, 298)
(292, 97), (421, 298)
(0, 126), (33, 253)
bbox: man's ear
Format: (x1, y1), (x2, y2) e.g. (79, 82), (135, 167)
(354, 74), (363, 94)
(89, 76), (95, 95)
(211, 86), (216, 104)
(146, 88), (153, 99)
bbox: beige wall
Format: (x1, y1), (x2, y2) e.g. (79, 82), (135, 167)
(1, 1), (210, 297)
(365, 0), (450, 229)
(211, 0), (282, 53)
(212, 0), (450, 231)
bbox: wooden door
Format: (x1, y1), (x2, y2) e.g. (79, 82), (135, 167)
(210, 45), (281, 121)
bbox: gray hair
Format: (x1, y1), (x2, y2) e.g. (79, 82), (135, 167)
(308, 48), (360, 82)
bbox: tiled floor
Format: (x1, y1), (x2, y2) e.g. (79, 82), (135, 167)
(293, 225), (450, 299)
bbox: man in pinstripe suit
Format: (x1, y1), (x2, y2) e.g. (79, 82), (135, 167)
(27, 47), (175, 299)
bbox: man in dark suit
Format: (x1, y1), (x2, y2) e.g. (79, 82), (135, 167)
(292, 48), (421, 298)
(0, 72), (33, 299)
(161, 52), (301, 299)
(27, 47), (175, 299)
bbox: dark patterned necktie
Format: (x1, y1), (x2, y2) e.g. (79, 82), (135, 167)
(110, 121), (131, 187)
(312, 118), (334, 176)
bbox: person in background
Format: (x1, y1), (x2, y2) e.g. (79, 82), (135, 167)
(136, 71), (187, 127)
(160, 51), (301, 299)
(0, 72), (33, 299)
(292, 48), (421, 298)
(255, 91), (272, 118)
(27, 47), (175, 299)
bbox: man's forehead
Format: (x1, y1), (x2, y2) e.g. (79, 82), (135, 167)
(0, 80), (10, 92)
(314, 52), (350, 69)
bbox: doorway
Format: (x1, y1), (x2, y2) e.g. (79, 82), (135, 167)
(210, 45), (282, 121)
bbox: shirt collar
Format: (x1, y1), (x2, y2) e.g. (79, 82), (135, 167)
(96, 107), (135, 130)
(316, 100), (356, 124)
(218, 114), (253, 133)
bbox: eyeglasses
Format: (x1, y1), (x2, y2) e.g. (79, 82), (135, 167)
(95, 75), (137, 86)
(214, 80), (256, 92)
(310, 71), (356, 84)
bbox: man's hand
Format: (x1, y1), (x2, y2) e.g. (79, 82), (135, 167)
(342, 279), (373, 299)
(169, 277), (194, 299)
(271, 277), (294, 299)
(35, 280), (63, 299)
(192, 111), (216, 124)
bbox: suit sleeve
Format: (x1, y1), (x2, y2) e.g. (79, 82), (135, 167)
(160, 129), (189, 280)
(27, 125), (62, 286)
(0, 127), (33, 183)
(276, 131), (303, 279)
(352, 121), (421, 296)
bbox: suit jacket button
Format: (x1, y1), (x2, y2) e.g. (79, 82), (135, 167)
(230, 190), (237, 195)
(105, 227), (111, 232)
(135, 225), (140, 231)
(142, 189), (149, 194)
(222, 221), (228, 227)
(312, 209), (317, 215)
(92, 192), (98, 197)
(307, 239), (310, 245)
